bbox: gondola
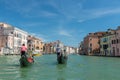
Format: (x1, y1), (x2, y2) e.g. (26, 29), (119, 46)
(57, 53), (68, 64)
(19, 55), (34, 67)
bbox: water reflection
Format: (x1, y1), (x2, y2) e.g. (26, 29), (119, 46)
(57, 77), (66, 80)
(19, 67), (35, 80)
(56, 64), (67, 69)
(56, 64), (67, 80)
(19, 68), (29, 78)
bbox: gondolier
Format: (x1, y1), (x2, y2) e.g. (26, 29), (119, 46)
(20, 44), (34, 67)
(56, 44), (62, 57)
(20, 44), (27, 57)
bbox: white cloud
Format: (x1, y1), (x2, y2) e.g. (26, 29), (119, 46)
(47, 0), (120, 23)
(78, 8), (120, 22)
(41, 11), (57, 17)
(2, 0), (120, 22)
(59, 30), (72, 37)
(1, 0), (58, 18)
(2, 0), (37, 14)
(78, 19), (85, 23)
(21, 22), (46, 27)
(73, 8), (120, 23)
(93, 8), (120, 17)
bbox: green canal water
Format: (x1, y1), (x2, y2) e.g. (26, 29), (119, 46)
(0, 54), (120, 80)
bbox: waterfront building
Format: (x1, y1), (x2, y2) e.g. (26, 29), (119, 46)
(0, 23), (13, 55)
(74, 47), (79, 54)
(43, 42), (55, 54)
(100, 29), (115, 56)
(27, 35), (35, 51)
(43, 42), (52, 54)
(32, 36), (44, 53)
(43, 43), (49, 54)
(13, 27), (28, 54)
(64, 46), (77, 54)
(78, 41), (84, 55)
(65, 46), (70, 54)
(43, 40), (64, 54)
(69, 47), (75, 54)
(111, 27), (120, 56)
(0, 22), (28, 55)
(83, 32), (106, 55)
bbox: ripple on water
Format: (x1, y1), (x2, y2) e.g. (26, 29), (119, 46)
(0, 55), (120, 80)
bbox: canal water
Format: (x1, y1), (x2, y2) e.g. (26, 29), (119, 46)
(0, 54), (120, 80)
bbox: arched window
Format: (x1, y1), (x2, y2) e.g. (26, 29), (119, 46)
(36, 46), (39, 49)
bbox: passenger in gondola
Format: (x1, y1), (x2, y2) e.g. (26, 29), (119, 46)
(20, 44), (27, 57)
(63, 49), (68, 60)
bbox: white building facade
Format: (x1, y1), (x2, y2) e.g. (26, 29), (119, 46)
(13, 27), (28, 54)
(0, 23), (28, 55)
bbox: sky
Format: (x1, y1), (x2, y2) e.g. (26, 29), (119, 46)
(0, 0), (120, 47)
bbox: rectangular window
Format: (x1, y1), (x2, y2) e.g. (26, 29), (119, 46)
(89, 38), (92, 41)
(103, 45), (108, 49)
(117, 39), (119, 43)
(103, 38), (108, 42)
(117, 48), (119, 53)
(113, 47), (115, 55)
(114, 40), (116, 44)
(90, 43), (92, 47)
(11, 32), (13, 34)
(112, 40), (113, 44)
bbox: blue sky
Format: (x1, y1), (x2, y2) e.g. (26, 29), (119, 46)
(0, 0), (120, 47)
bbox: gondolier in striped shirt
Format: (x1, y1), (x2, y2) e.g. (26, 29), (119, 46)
(56, 44), (62, 57)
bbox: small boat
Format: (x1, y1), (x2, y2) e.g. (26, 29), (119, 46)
(32, 50), (42, 57)
(19, 55), (34, 67)
(57, 54), (68, 64)
(32, 53), (42, 56)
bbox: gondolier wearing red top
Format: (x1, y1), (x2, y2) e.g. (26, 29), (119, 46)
(21, 44), (27, 57)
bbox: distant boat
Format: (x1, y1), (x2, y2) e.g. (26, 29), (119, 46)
(19, 55), (34, 67)
(57, 53), (68, 64)
(32, 50), (42, 57)
(32, 53), (42, 56)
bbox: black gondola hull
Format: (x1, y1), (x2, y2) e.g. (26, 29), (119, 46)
(20, 56), (34, 67)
